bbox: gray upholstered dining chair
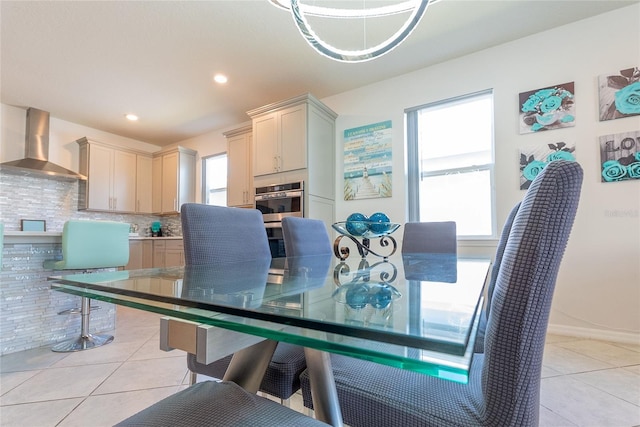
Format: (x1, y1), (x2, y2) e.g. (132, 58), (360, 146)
(282, 216), (333, 257)
(179, 203), (309, 406)
(116, 380), (328, 426)
(401, 220), (457, 254)
(300, 160), (583, 426)
(117, 205), (331, 426)
(474, 201), (521, 353)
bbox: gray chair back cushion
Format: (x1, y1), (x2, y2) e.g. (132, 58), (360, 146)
(474, 201), (521, 353)
(486, 201), (521, 318)
(481, 160), (583, 425)
(181, 203), (271, 264)
(282, 216), (332, 256)
(401, 221), (456, 254)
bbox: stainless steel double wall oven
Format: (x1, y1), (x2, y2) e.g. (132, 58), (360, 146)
(254, 181), (304, 258)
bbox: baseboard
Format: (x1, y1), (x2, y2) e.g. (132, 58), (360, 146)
(547, 323), (640, 345)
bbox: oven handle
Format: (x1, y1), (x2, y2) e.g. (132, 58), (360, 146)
(262, 212), (303, 225)
(254, 190), (303, 201)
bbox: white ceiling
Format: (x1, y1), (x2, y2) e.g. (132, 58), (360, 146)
(2, 0), (637, 146)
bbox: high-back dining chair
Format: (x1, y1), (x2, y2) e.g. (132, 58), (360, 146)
(282, 216), (333, 257)
(44, 220), (130, 352)
(474, 201), (521, 353)
(117, 204), (329, 426)
(300, 160), (583, 426)
(401, 221), (457, 254)
(180, 203), (311, 406)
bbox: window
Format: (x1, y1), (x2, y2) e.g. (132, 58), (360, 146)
(202, 153), (227, 206)
(406, 90), (495, 238)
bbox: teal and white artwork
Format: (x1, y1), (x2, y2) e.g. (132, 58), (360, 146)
(519, 142), (576, 190)
(598, 67), (640, 121)
(343, 121), (393, 200)
(519, 82), (575, 134)
(599, 131), (640, 183)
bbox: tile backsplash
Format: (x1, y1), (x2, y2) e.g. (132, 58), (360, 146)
(0, 171), (181, 234)
(0, 171), (181, 354)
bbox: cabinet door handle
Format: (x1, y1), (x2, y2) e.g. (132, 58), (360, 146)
(109, 197), (113, 210)
(114, 197), (117, 210)
(174, 198), (177, 211)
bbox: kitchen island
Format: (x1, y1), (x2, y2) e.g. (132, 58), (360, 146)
(0, 232), (183, 355)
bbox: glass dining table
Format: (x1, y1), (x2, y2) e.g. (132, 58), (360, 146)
(50, 252), (490, 426)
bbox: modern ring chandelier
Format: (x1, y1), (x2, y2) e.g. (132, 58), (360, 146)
(270, 0), (431, 63)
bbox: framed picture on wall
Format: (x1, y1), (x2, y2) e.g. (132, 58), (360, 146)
(599, 131), (640, 182)
(518, 82), (575, 134)
(21, 219), (46, 232)
(519, 142), (576, 190)
(598, 66), (640, 121)
(343, 120), (393, 200)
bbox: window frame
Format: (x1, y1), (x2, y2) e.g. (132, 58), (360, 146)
(405, 89), (496, 239)
(201, 152), (228, 206)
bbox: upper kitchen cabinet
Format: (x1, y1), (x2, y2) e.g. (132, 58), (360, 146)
(136, 155), (153, 214)
(248, 94), (337, 194)
(224, 125), (253, 208)
(152, 146), (197, 215)
(77, 138), (150, 213)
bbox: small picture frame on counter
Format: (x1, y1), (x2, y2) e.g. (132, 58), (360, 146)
(21, 219), (46, 232)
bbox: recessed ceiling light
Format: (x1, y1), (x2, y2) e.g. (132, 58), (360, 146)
(213, 74), (228, 84)
(125, 114), (139, 121)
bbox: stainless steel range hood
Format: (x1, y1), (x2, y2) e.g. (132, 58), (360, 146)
(0, 108), (87, 180)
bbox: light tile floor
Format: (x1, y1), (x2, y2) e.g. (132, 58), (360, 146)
(1, 306), (639, 427)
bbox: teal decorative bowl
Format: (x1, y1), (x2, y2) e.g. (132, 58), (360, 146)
(332, 221), (400, 239)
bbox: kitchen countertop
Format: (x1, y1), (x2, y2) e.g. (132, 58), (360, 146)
(3, 231), (182, 244)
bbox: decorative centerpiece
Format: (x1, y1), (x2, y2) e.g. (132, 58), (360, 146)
(332, 258), (401, 327)
(332, 212), (400, 260)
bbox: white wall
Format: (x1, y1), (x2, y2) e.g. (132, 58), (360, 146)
(321, 5), (640, 342)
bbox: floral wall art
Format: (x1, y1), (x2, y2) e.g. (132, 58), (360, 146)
(598, 66), (640, 121)
(599, 131), (640, 183)
(519, 82), (575, 134)
(519, 142), (576, 190)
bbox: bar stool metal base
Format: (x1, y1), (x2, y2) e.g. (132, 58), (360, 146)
(52, 333), (114, 352)
(52, 296), (114, 352)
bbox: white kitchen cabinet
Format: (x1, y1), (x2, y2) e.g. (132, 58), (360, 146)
(165, 240), (185, 267)
(136, 155), (153, 213)
(224, 125), (253, 207)
(152, 146), (197, 215)
(126, 239), (153, 270)
(250, 102), (307, 176)
(152, 240), (165, 268)
(77, 138), (138, 212)
(152, 239), (184, 268)
(249, 94), (337, 201)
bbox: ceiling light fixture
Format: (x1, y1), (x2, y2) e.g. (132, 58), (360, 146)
(272, 0), (430, 63)
(125, 114), (138, 121)
(213, 74), (228, 84)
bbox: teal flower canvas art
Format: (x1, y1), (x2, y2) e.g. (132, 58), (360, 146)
(519, 82), (575, 134)
(599, 67), (640, 121)
(519, 142), (576, 190)
(599, 131), (640, 183)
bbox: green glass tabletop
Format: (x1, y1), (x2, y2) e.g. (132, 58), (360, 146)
(50, 253), (490, 383)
